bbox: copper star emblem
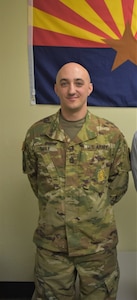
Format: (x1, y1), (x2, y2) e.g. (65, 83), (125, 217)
(104, 23), (137, 71)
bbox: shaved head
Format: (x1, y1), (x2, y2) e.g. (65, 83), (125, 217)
(54, 62), (93, 121)
(56, 62), (91, 84)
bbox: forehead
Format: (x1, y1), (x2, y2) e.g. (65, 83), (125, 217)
(56, 64), (90, 82)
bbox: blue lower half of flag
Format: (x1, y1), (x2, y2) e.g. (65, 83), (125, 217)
(33, 46), (137, 107)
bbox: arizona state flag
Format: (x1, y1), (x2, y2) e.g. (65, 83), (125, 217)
(28, 0), (137, 106)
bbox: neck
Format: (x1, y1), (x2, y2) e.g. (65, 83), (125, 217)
(60, 107), (87, 121)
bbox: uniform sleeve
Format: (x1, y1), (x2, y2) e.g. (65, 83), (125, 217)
(131, 132), (137, 191)
(22, 133), (38, 198)
(108, 134), (131, 205)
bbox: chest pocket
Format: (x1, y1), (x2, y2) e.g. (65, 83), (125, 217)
(34, 144), (65, 191)
(78, 143), (112, 192)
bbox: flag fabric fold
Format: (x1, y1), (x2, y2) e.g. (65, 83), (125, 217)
(28, 0), (137, 107)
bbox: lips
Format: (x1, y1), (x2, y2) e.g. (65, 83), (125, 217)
(67, 96), (78, 101)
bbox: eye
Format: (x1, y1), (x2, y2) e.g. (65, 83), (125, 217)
(60, 80), (69, 87)
(76, 82), (83, 87)
(75, 81), (84, 87)
(61, 82), (68, 87)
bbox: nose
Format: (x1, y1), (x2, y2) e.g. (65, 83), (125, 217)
(68, 83), (75, 94)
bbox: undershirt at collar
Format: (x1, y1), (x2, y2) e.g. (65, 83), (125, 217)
(59, 114), (85, 140)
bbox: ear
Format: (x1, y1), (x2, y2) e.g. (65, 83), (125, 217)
(88, 82), (93, 96)
(54, 83), (58, 96)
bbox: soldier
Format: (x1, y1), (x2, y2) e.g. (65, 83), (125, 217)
(22, 62), (130, 300)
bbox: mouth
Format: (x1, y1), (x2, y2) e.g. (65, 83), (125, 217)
(67, 96), (78, 101)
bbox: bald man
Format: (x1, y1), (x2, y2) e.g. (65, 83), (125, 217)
(22, 62), (130, 300)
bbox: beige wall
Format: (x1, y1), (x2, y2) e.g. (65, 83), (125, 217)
(0, 0), (136, 281)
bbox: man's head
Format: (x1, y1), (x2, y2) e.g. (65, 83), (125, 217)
(54, 62), (93, 120)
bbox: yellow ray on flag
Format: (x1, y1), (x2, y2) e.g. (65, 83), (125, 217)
(32, 7), (106, 44)
(60, 0), (118, 38)
(131, 0), (137, 36)
(104, 0), (125, 35)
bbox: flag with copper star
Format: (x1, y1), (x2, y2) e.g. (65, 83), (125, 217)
(28, 0), (137, 106)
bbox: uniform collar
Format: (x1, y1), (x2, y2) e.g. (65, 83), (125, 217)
(42, 109), (98, 143)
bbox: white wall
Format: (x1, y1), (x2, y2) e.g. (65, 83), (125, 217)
(0, 0), (137, 281)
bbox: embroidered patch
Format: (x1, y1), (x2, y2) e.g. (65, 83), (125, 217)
(98, 169), (105, 182)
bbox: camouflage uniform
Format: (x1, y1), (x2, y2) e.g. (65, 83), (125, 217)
(22, 110), (130, 300)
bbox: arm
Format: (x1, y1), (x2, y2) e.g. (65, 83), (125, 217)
(131, 131), (137, 191)
(108, 134), (131, 205)
(22, 135), (38, 198)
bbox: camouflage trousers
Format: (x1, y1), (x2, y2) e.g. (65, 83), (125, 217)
(32, 247), (119, 300)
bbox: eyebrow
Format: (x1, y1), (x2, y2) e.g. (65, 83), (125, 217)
(59, 78), (84, 83)
(59, 78), (68, 83)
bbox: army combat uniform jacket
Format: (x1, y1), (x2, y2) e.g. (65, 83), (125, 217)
(22, 110), (130, 257)
(131, 131), (137, 190)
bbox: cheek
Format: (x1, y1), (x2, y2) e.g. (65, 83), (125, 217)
(57, 91), (66, 101)
(81, 89), (90, 98)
